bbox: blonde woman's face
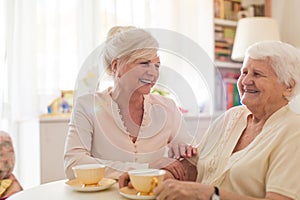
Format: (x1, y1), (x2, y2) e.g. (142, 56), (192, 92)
(115, 52), (160, 95)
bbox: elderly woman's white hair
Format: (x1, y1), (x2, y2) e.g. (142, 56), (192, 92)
(103, 26), (159, 75)
(245, 41), (300, 100)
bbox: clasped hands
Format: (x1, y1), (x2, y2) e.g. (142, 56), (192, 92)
(119, 143), (197, 188)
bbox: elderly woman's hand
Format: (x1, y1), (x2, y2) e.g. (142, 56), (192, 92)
(149, 157), (185, 180)
(168, 142), (197, 159)
(118, 170), (175, 190)
(119, 156), (185, 189)
(118, 172), (133, 189)
(154, 179), (214, 200)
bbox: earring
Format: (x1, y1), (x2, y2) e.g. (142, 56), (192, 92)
(111, 59), (118, 73)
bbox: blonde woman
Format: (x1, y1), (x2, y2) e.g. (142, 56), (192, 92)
(64, 26), (196, 181)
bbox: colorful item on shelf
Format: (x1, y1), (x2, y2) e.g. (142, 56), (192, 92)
(47, 90), (73, 115)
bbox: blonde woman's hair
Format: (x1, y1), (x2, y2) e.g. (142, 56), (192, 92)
(103, 26), (159, 75)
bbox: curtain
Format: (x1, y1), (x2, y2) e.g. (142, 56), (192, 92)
(1, 0), (214, 126)
(0, 0), (7, 129)
(0, 0), (158, 124)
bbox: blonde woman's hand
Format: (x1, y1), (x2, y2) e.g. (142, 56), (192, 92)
(168, 142), (197, 159)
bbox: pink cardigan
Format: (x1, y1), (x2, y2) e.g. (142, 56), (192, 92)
(64, 88), (193, 180)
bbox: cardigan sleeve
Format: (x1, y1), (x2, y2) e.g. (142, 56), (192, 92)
(266, 128), (300, 199)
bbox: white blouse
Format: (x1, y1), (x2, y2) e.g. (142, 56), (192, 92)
(190, 105), (300, 199)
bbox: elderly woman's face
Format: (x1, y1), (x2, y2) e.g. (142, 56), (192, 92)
(237, 58), (291, 111)
(114, 52), (160, 94)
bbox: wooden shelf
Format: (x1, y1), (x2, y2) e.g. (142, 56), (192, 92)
(214, 18), (237, 27)
(215, 61), (242, 69)
(213, 0), (271, 110)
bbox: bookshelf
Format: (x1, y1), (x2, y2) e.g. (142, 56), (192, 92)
(214, 0), (271, 109)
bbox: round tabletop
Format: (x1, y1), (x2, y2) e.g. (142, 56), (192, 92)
(7, 179), (129, 200)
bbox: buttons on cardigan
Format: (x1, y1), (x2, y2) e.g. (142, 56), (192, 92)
(133, 143), (138, 154)
(133, 143), (138, 161)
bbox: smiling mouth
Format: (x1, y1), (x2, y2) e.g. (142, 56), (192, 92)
(244, 89), (258, 94)
(139, 79), (154, 84)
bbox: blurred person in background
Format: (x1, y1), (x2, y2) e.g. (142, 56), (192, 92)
(0, 131), (23, 200)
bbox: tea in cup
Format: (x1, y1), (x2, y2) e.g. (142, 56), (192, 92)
(128, 169), (166, 195)
(72, 164), (105, 185)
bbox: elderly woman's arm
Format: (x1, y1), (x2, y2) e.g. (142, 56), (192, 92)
(154, 180), (293, 200)
(154, 146), (294, 200)
(157, 158), (292, 200)
(118, 158), (196, 188)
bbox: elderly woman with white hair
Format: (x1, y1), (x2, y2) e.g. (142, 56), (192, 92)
(64, 26), (195, 181)
(152, 41), (300, 200)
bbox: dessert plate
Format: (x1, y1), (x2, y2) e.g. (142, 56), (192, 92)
(65, 178), (116, 192)
(119, 187), (155, 200)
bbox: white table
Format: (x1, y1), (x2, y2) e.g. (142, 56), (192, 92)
(7, 180), (129, 200)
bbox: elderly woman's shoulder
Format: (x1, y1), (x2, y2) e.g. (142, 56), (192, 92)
(212, 105), (250, 122)
(224, 105), (248, 115)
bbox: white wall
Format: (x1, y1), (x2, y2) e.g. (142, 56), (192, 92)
(272, 0), (300, 48)
(142, 0), (215, 113)
(13, 119), (40, 189)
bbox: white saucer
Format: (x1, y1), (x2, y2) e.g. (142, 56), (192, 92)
(119, 187), (155, 200)
(65, 178), (116, 192)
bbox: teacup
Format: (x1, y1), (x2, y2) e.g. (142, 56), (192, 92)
(128, 169), (166, 195)
(72, 164), (105, 185)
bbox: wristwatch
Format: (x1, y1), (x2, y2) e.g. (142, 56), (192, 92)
(211, 186), (220, 200)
